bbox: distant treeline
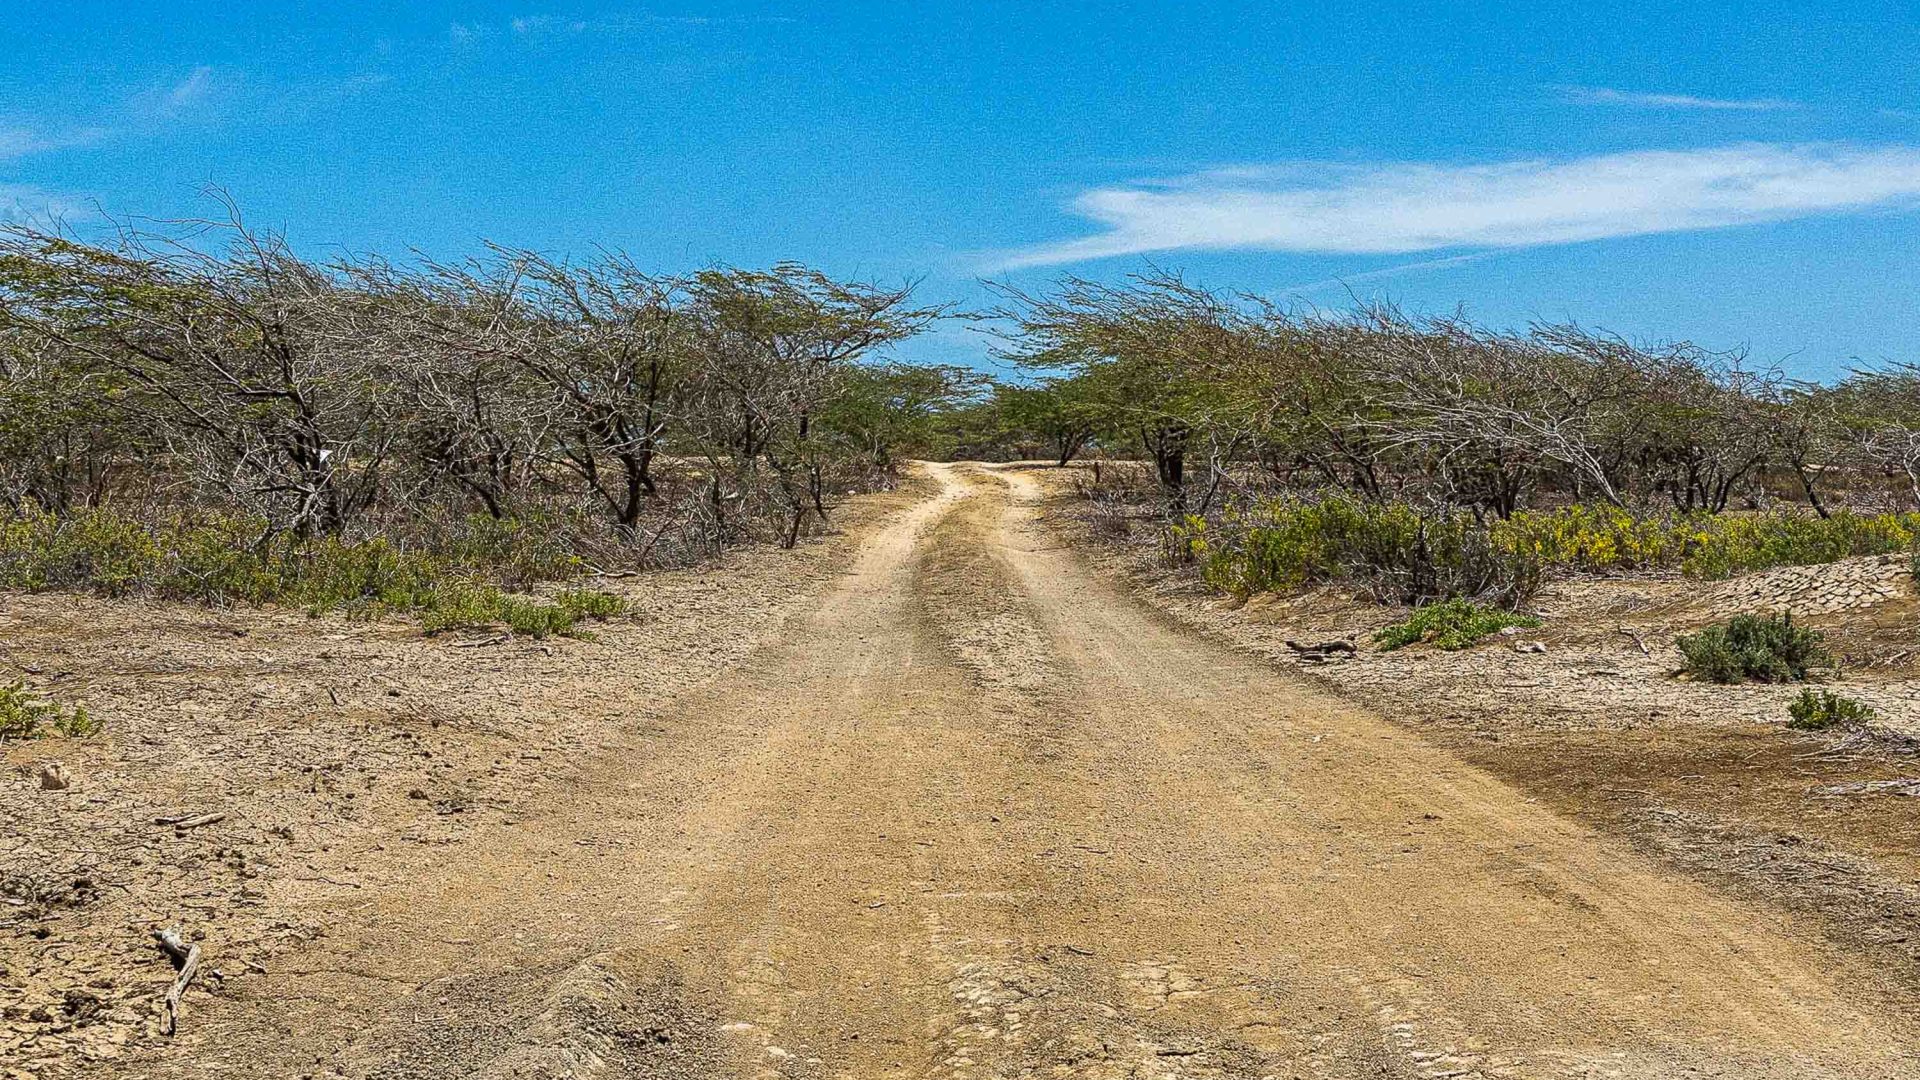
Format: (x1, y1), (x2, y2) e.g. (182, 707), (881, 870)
(0, 216), (961, 565)
(7, 225), (1920, 574)
(974, 272), (1920, 520)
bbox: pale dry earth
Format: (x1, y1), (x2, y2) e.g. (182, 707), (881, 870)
(1046, 461), (1920, 1002)
(8, 463), (1919, 1078)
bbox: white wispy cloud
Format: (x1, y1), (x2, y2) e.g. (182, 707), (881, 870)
(162, 66), (216, 113)
(451, 12), (793, 44)
(0, 184), (90, 226)
(1275, 252), (1499, 297)
(118, 66), (221, 122)
(116, 66), (224, 123)
(0, 123), (112, 162)
(1559, 86), (1797, 111)
(511, 14), (589, 35)
(0, 128), (51, 159)
(994, 144), (1920, 269)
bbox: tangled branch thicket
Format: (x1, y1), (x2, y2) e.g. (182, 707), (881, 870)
(0, 216), (970, 619)
(10, 228), (1920, 620)
(974, 271), (1920, 606)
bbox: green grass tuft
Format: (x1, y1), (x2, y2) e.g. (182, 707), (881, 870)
(0, 508), (617, 635)
(1787, 688), (1877, 730)
(1373, 598), (1541, 651)
(0, 681), (100, 740)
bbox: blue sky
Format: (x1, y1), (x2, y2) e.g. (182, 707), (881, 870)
(5, 2), (1920, 377)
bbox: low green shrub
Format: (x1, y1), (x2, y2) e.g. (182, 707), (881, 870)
(555, 588), (626, 620)
(1492, 503), (1686, 574)
(1373, 598), (1542, 651)
(1787, 688), (1878, 731)
(1680, 511), (1919, 580)
(0, 681), (99, 740)
(0, 508), (609, 633)
(1184, 498), (1543, 607)
(1172, 498), (1920, 611)
(1677, 612), (1830, 683)
(415, 585), (626, 639)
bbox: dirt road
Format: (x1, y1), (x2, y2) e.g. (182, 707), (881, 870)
(133, 464), (1915, 1078)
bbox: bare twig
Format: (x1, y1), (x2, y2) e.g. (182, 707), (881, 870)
(152, 927), (202, 1036)
(1615, 626), (1651, 656)
(154, 812), (226, 829)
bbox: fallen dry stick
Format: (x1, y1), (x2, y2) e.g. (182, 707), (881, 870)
(1285, 639), (1357, 654)
(152, 927), (202, 1036)
(1615, 626), (1651, 656)
(154, 812), (226, 829)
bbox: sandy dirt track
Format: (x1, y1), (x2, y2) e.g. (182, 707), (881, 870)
(116, 463), (1916, 1078)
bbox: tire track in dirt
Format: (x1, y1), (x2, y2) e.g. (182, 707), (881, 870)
(108, 462), (1919, 1079)
(988, 462), (1915, 1078)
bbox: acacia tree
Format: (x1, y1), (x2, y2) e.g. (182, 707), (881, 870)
(1833, 365), (1920, 506)
(681, 265), (940, 546)
(0, 221), (401, 536)
(1621, 359), (1770, 513)
(992, 374), (1113, 466)
(988, 272), (1251, 509)
(0, 326), (143, 512)
(344, 256), (553, 520)
(461, 250), (687, 532)
(1760, 378), (1843, 518)
(819, 361), (989, 469)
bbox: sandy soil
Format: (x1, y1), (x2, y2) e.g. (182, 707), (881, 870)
(7, 463), (1919, 1078)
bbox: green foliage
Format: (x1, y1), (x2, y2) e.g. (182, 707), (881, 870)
(1677, 613), (1830, 684)
(1787, 688), (1877, 731)
(818, 362), (991, 466)
(1373, 598), (1541, 651)
(1494, 506), (1920, 580)
(1182, 498), (1920, 611)
(1490, 506), (1920, 579)
(1179, 497), (1543, 606)
(1491, 504), (1688, 573)
(1679, 511), (1919, 579)
(0, 681), (99, 740)
(416, 586), (625, 639)
(991, 376), (1117, 464)
(554, 588), (626, 620)
(0, 507), (619, 635)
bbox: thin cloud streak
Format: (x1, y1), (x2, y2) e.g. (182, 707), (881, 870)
(452, 12), (794, 43)
(995, 144), (1920, 269)
(1559, 86), (1797, 111)
(126, 66), (220, 120)
(0, 184), (90, 226)
(161, 66), (216, 113)
(1277, 251), (1499, 297)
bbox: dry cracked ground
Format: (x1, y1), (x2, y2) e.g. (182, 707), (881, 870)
(6, 463), (1919, 1079)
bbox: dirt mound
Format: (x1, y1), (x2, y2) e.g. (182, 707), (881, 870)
(353, 958), (719, 1080)
(1696, 554), (1911, 618)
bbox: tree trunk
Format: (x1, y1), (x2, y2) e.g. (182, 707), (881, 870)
(1793, 460), (1831, 519)
(1144, 423), (1188, 510)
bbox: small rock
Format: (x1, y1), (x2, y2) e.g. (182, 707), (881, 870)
(38, 763), (73, 791)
